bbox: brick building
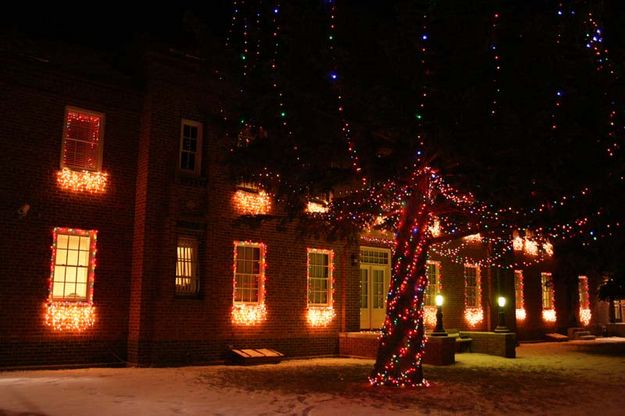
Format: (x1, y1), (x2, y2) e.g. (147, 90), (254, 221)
(0, 41), (608, 369)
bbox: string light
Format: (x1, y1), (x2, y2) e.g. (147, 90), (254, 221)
(541, 272), (557, 323)
(232, 185), (272, 215)
(578, 275), (591, 326)
(306, 248), (336, 327)
(45, 227), (97, 332)
(514, 270), (526, 322)
(56, 168), (108, 193)
(232, 241), (268, 325)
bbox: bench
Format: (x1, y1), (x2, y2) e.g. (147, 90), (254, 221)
(229, 348), (284, 365)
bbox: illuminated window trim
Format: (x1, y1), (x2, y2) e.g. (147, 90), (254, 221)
(578, 275), (591, 326)
(45, 227), (97, 331)
(60, 106), (105, 172)
(232, 241), (267, 325)
(175, 236), (200, 296)
(306, 249), (335, 327)
(514, 270), (526, 321)
(541, 272), (557, 323)
(424, 260), (441, 307)
(178, 119), (203, 176)
(464, 264), (483, 327)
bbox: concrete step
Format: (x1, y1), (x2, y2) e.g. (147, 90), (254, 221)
(545, 333), (568, 342)
(579, 335), (597, 341)
(573, 331), (592, 339)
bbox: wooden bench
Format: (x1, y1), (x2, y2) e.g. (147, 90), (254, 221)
(229, 348), (285, 365)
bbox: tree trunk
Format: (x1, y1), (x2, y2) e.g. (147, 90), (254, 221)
(369, 191), (431, 387)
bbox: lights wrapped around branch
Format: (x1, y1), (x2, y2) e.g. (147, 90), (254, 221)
(56, 168), (108, 193)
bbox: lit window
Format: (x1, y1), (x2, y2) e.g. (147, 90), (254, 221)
(232, 241), (267, 325)
(176, 237), (200, 296)
(541, 272), (555, 309)
(307, 249), (333, 306)
(464, 265), (481, 308)
(51, 228), (97, 301)
(61, 108), (104, 171)
(424, 261), (441, 306)
(179, 119), (203, 175)
(234, 242), (265, 304)
(541, 272), (556, 322)
(578, 276), (591, 326)
(514, 270), (526, 321)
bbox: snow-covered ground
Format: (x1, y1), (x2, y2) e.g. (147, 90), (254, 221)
(1, 341), (624, 415)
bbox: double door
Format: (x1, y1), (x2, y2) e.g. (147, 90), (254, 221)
(359, 248), (391, 330)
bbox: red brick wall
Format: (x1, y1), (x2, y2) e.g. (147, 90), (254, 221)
(0, 51), (141, 367)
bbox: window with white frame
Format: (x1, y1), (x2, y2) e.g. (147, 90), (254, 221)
(179, 119), (203, 175)
(307, 249), (333, 306)
(578, 276), (590, 310)
(541, 272), (555, 309)
(425, 261), (441, 306)
(234, 242), (265, 303)
(176, 236), (200, 295)
(61, 107), (104, 171)
(514, 270), (524, 309)
(51, 228), (96, 301)
(464, 265), (481, 308)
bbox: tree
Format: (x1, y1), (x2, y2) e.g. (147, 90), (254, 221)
(217, 0), (624, 386)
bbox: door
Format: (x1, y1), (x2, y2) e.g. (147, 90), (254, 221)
(360, 247), (391, 330)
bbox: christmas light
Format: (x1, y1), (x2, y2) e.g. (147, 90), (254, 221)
(541, 272), (556, 323)
(464, 265), (483, 327)
(514, 270), (526, 321)
(306, 248), (335, 327)
(306, 201), (329, 214)
(45, 302), (96, 331)
(464, 307), (484, 327)
(423, 306), (437, 328)
(232, 241), (267, 325)
(45, 227), (97, 332)
(578, 275), (591, 326)
(232, 186), (272, 215)
(56, 168), (108, 193)
(306, 306), (336, 327)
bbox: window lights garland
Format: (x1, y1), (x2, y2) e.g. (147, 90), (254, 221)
(541, 272), (557, 323)
(464, 264), (483, 327)
(578, 276), (591, 326)
(45, 227), (97, 332)
(306, 248), (335, 327)
(232, 241), (268, 325)
(56, 168), (109, 194)
(232, 185), (272, 215)
(514, 270), (526, 321)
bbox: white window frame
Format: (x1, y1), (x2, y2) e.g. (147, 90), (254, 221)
(179, 119), (203, 176)
(175, 236), (200, 296)
(425, 260), (441, 307)
(233, 241), (266, 305)
(541, 272), (555, 310)
(60, 106), (105, 171)
(307, 249), (334, 307)
(464, 264), (481, 308)
(50, 228), (97, 302)
(514, 270), (524, 309)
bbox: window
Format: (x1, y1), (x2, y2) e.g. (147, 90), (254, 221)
(234, 242), (265, 304)
(232, 183), (272, 215)
(514, 270), (524, 309)
(179, 119), (203, 175)
(578, 276), (590, 309)
(51, 228), (97, 301)
(360, 249), (389, 265)
(615, 301), (623, 323)
(464, 265), (481, 308)
(424, 261), (441, 307)
(61, 107), (104, 171)
(307, 249), (333, 306)
(176, 237), (200, 296)
(541, 272), (555, 310)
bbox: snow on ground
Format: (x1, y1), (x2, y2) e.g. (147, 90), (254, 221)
(1, 341), (624, 416)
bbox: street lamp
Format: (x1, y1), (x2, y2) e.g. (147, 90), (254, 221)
(494, 296), (510, 333)
(432, 294), (448, 336)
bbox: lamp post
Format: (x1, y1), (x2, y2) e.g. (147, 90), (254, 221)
(432, 294), (448, 336)
(494, 296), (510, 333)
